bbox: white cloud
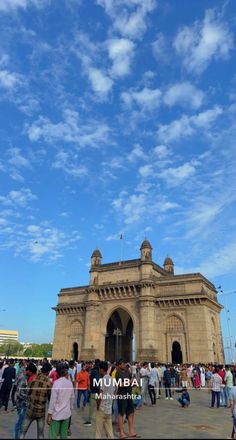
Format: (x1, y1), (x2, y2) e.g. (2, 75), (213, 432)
(163, 82), (204, 109)
(159, 201), (180, 212)
(157, 105), (223, 143)
(107, 38), (135, 77)
(0, 0), (27, 11)
(73, 33), (113, 98)
(23, 225), (81, 262)
(0, 188), (37, 207)
(88, 67), (113, 95)
(138, 164), (153, 178)
(0, 69), (21, 88)
(97, 0), (156, 40)
(115, 193), (146, 224)
(127, 144), (147, 162)
(152, 33), (169, 62)
(193, 105), (223, 128)
(102, 156), (125, 171)
(0, 0), (47, 11)
(153, 145), (170, 159)
(121, 87), (162, 111)
(194, 240), (236, 278)
(174, 9), (234, 74)
(159, 162), (196, 186)
(112, 189), (179, 224)
(106, 233), (123, 241)
(27, 109), (111, 148)
(52, 150), (88, 178)
(8, 148), (31, 168)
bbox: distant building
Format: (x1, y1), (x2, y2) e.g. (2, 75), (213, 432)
(52, 240), (224, 364)
(0, 329), (18, 345)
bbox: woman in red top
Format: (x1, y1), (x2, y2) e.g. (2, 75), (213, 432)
(77, 363), (90, 410)
(193, 371), (201, 389)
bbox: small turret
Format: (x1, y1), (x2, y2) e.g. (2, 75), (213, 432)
(163, 256), (174, 274)
(91, 248), (102, 267)
(140, 239), (152, 262)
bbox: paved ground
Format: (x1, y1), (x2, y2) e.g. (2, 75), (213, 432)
(0, 388), (233, 439)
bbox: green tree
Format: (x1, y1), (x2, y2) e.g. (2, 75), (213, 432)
(0, 340), (23, 356)
(23, 343), (53, 358)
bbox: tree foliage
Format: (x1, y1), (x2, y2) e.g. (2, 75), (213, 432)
(0, 341), (53, 358)
(23, 344), (53, 358)
(0, 340), (23, 356)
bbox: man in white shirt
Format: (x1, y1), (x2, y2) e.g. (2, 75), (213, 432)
(140, 362), (149, 405)
(148, 363), (159, 405)
(225, 365), (234, 408)
(47, 363), (74, 440)
(210, 366), (222, 408)
(157, 364), (163, 398)
(96, 361), (115, 439)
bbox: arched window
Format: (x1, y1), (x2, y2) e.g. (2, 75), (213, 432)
(211, 318), (216, 338)
(166, 316), (184, 332)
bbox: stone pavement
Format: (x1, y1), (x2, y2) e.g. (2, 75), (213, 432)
(0, 389), (233, 439)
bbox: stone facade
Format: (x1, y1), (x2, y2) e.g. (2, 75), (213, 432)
(52, 240), (225, 363)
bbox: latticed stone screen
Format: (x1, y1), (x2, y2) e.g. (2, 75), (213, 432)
(70, 321), (82, 335)
(166, 316), (184, 332)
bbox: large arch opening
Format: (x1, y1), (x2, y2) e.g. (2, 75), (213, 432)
(172, 341), (183, 364)
(105, 308), (133, 362)
(72, 342), (78, 361)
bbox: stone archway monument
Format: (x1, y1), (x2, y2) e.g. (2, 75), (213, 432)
(52, 240), (225, 364)
(105, 308), (133, 362)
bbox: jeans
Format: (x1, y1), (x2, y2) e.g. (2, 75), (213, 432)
(112, 399), (118, 423)
(20, 415), (45, 439)
(148, 385), (156, 405)
(211, 391), (220, 408)
(159, 381), (162, 396)
(133, 395), (142, 410)
(77, 389), (88, 409)
(15, 406), (27, 439)
(141, 379), (149, 404)
(220, 387), (227, 406)
(165, 385), (172, 398)
(171, 377), (175, 388)
(178, 397), (189, 407)
(12, 384), (17, 407)
(226, 386), (233, 408)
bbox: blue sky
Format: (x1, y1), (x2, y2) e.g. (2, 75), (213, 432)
(0, 0), (236, 360)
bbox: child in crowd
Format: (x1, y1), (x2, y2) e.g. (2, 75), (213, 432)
(132, 384), (143, 410)
(177, 387), (190, 408)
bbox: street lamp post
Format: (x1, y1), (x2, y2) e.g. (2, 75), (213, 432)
(113, 328), (122, 361)
(217, 287), (236, 364)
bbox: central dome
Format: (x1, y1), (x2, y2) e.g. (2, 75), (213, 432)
(140, 239), (152, 250)
(91, 249), (102, 258)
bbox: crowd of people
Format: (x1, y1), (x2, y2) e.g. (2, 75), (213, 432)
(0, 357), (236, 439)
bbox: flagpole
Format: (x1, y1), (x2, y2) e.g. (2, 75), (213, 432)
(120, 233), (124, 263)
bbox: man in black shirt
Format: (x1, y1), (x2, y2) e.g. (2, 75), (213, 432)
(115, 359), (138, 439)
(0, 359), (16, 412)
(84, 359), (100, 427)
